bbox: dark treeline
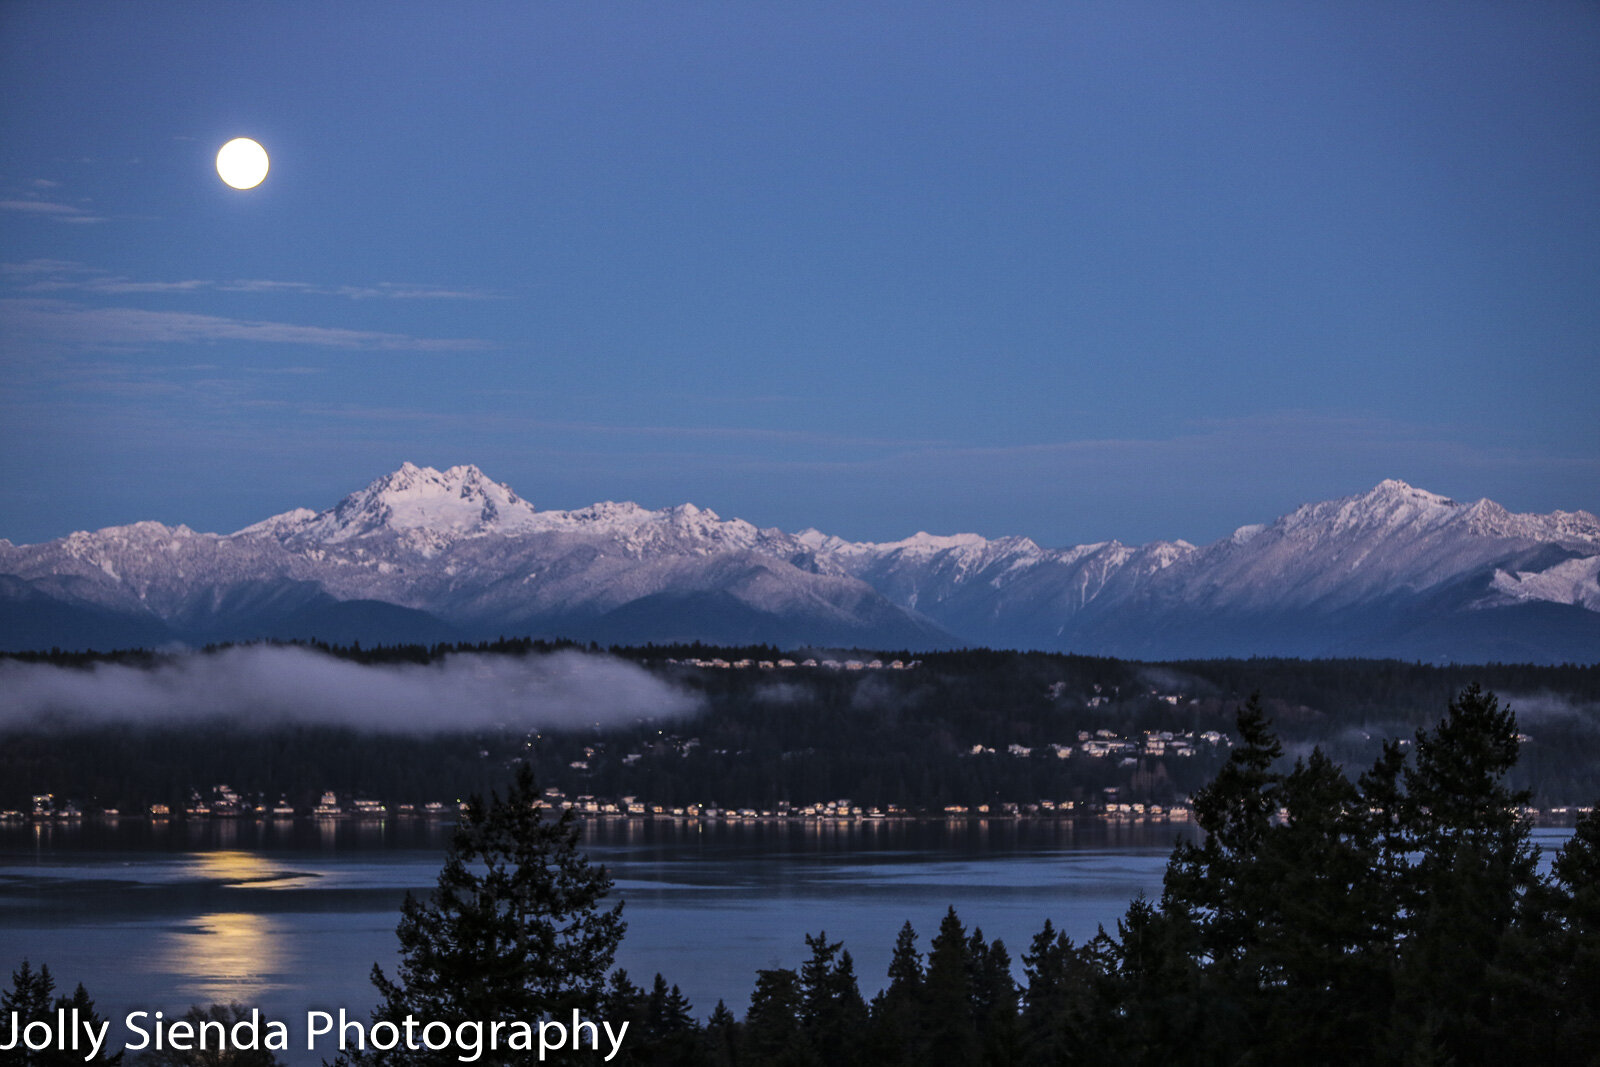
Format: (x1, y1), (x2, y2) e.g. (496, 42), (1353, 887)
(592, 687), (1600, 1065)
(5, 642), (1600, 811)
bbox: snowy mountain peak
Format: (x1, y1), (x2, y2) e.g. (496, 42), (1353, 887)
(893, 531), (991, 554)
(1357, 479), (1457, 512)
(1322, 481), (1600, 545)
(1370, 477), (1433, 496)
(267, 462), (542, 545)
(1231, 523), (1266, 545)
(666, 502), (733, 528)
(794, 528), (851, 554)
(1278, 479), (1461, 538)
(371, 462), (511, 501)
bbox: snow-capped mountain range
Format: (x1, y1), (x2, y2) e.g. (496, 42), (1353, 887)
(3, 463), (1597, 663)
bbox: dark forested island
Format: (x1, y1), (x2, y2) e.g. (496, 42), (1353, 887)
(3, 640), (1598, 817)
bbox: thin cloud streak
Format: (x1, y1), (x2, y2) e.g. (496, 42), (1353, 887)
(0, 199), (101, 221)
(1, 259), (85, 275)
(0, 298), (490, 352)
(331, 283), (496, 300)
(0, 646), (702, 732)
(81, 280), (213, 294)
(2, 261), (499, 301)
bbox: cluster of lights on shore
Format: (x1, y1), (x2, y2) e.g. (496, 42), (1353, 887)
(216, 137), (269, 189)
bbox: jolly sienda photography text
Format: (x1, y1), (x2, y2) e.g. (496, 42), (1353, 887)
(0, 1007), (630, 1064)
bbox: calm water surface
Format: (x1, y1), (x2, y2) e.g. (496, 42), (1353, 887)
(0, 819), (1575, 1063)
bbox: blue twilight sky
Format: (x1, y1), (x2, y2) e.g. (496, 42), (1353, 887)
(2, 2), (1596, 549)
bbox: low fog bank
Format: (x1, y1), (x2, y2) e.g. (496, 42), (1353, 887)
(1499, 690), (1600, 729)
(0, 646), (702, 732)
(1133, 665), (1220, 698)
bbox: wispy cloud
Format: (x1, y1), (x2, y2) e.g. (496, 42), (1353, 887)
(0, 199), (104, 223)
(1, 259), (86, 276)
(0, 298), (490, 351)
(82, 279), (214, 294)
(0, 199), (81, 214)
(213, 279), (318, 295)
(0, 646), (702, 732)
(3, 260), (498, 300)
(212, 279), (497, 300)
(330, 283), (497, 300)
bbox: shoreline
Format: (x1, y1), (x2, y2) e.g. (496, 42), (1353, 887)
(3, 805), (1591, 829)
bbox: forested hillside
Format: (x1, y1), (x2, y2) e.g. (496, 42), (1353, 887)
(3, 641), (1598, 813)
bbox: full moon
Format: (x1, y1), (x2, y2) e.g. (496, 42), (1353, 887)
(216, 138), (269, 190)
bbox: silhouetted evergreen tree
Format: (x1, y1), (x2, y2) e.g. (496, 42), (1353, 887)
(1111, 895), (1209, 1063)
(923, 909), (981, 1065)
(864, 922), (925, 1066)
(797, 933), (866, 1067)
(1249, 747), (1391, 1062)
(1549, 806), (1600, 1063)
(357, 765), (624, 1065)
(1018, 921), (1115, 1066)
(967, 931), (1018, 1066)
(1, 963), (122, 1067)
(1390, 684), (1540, 1064)
(1154, 693), (1282, 1058)
(1162, 693), (1282, 973)
(55, 986), (122, 1067)
(710, 685), (1599, 1065)
(1, 962), (56, 1067)
(1, 961), (55, 1067)
(597, 970), (650, 1065)
(703, 1001), (739, 1067)
(636, 974), (700, 1066)
(742, 969), (812, 1067)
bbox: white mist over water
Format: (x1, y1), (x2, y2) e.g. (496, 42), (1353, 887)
(0, 646), (701, 731)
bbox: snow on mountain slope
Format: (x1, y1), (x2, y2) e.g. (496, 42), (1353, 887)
(1, 519), (294, 617)
(1489, 555), (1600, 612)
(1158, 480), (1600, 612)
(236, 461), (543, 547)
(0, 464), (945, 648)
(815, 479), (1598, 610)
(1, 467), (1596, 660)
(801, 479), (1599, 657)
(239, 464), (786, 561)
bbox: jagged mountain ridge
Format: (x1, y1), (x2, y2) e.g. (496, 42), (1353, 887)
(2, 465), (1597, 662)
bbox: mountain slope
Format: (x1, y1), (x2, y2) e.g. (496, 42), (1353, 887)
(1, 467), (1595, 662)
(811, 480), (1600, 660)
(0, 464), (949, 651)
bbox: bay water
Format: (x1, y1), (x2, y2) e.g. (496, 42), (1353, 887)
(0, 819), (1575, 1063)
